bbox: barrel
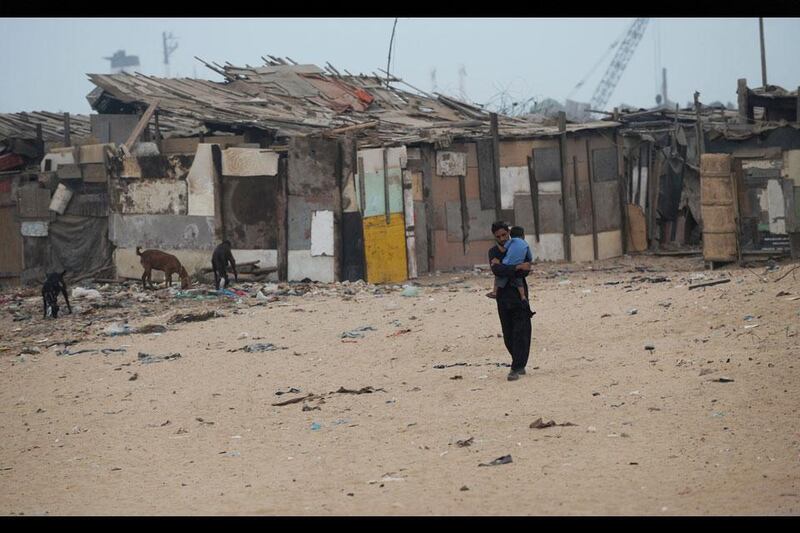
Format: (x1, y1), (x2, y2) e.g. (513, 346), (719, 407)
(49, 183), (73, 215)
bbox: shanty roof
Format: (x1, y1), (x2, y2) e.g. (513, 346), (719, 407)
(0, 111), (92, 142)
(85, 57), (621, 146)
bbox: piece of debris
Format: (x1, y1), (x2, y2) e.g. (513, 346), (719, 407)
(478, 455), (513, 467)
(688, 278), (731, 290)
(240, 343), (280, 353)
(136, 324), (168, 334)
(711, 377), (735, 383)
(274, 387), (302, 396)
(341, 326), (376, 339)
(167, 310), (221, 325)
(128, 373), (138, 381)
(529, 418), (577, 429)
(138, 352), (182, 364)
(450, 375), (463, 380)
(334, 386), (386, 395)
(460, 486), (469, 491)
(644, 344), (655, 351)
(456, 437), (474, 448)
(387, 329), (412, 337)
(271, 394), (318, 407)
(626, 308), (638, 315)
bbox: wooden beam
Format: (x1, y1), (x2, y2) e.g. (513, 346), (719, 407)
(585, 138), (599, 261)
(526, 155), (540, 243)
(63, 113), (70, 147)
(122, 100), (159, 155)
(322, 121), (379, 137)
(737, 78), (749, 123)
(490, 113), (502, 223)
(558, 111), (571, 261)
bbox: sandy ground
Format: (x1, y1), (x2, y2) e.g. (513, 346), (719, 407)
(0, 255), (799, 516)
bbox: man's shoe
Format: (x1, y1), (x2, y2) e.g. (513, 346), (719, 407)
(517, 368), (526, 375)
(507, 371), (520, 381)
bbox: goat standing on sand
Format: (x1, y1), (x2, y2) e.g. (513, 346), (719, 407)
(136, 246), (190, 290)
(42, 270), (71, 318)
(211, 240), (238, 290)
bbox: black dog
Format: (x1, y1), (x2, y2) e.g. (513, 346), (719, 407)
(211, 240), (238, 290)
(42, 270), (72, 318)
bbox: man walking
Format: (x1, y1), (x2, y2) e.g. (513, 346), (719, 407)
(489, 222), (533, 381)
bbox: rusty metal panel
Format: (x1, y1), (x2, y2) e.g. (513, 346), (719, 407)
(17, 185), (50, 219)
(63, 193), (109, 218)
(593, 182), (622, 232)
(110, 214), (216, 250)
(221, 148), (279, 177)
(592, 147), (618, 182)
(513, 194), (535, 236)
(222, 175), (279, 250)
(533, 147), (561, 182)
(288, 136), (339, 198)
(0, 206), (23, 279)
(476, 139), (496, 210)
(445, 201), (463, 243)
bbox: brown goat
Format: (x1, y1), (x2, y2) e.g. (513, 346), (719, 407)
(136, 246), (190, 290)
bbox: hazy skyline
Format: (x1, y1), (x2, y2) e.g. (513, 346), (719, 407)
(1, 18), (798, 115)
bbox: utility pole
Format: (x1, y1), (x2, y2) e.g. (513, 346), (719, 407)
(661, 68), (668, 109)
(759, 18), (768, 87)
(163, 32), (178, 77)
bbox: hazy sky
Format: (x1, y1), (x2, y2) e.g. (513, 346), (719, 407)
(1, 18), (798, 114)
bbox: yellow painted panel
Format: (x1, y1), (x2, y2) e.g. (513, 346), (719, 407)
(363, 213), (408, 284)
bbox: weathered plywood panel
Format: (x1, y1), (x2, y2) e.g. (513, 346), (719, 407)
(221, 148), (279, 177)
(110, 214), (216, 250)
(310, 210), (334, 257)
(500, 166), (530, 209)
(593, 181), (622, 232)
(538, 193), (564, 233)
(499, 140), (535, 167)
(626, 204), (648, 252)
(597, 230), (623, 260)
(436, 151), (467, 176)
(529, 233), (564, 262)
(363, 212), (407, 284)
(187, 143), (218, 217)
(288, 136), (339, 198)
(767, 179), (787, 234)
(570, 234), (594, 263)
(17, 185), (51, 219)
(118, 179), (187, 215)
(288, 249), (335, 282)
(288, 196), (333, 251)
(786, 150), (800, 186)
(513, 194), (536, 236)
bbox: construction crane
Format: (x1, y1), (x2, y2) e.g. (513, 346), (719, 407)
(589, 18), (649, 112)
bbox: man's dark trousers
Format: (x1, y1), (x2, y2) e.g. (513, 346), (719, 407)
(496, 288), (531, 372)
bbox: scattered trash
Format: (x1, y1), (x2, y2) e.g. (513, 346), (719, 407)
(460, 486), (469, 491)
(400, 285), (421, 297)
(711, 377), (734, 383)
(478, 455), (513, 467)
(128, 373), (138, 381)
(387, 329), (412, 337)
(275, 387), (302, 396)
(456, 437), (474, 447)
(71, 287), (102, 300)
(699, 368), (716, 376)
(167, 310), (221, 324)
(104, 323), (134, 336)
(644, 344), (655, 351)
(626, 308), (638, 315)
(136, 324), (167, 334)
(341, 326), (376, 339)
(334, 386), (385, 395)
(138, 352), (182, 364)
(529, 418), (577, 429)
(310, 422), (322, 431)
(240, 343), (280, 353)
(688, 279), (730, 290)
(56, 348), (98, 357)
(600, 313), (611, 318)
(744, 324), (760, 330)
(743, 315), (754, 321)
(450, 375), (463, 380)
